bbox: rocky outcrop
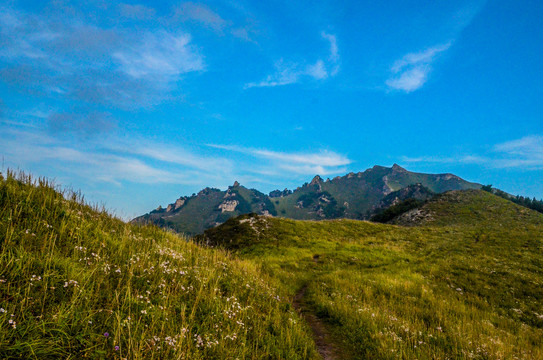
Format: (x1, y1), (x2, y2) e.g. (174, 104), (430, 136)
(272, 188), (293, 197)
(174, 197), (186, 210)
(218, 200), (239, 212)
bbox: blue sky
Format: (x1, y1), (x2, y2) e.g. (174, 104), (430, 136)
(1, 0), (542, 218)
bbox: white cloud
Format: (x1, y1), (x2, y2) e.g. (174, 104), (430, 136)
(402, 135), (543, 170)
(492, 136), (543, 169)
(306, 60), (328, 80)
(244, 60), (300, 88)
(245, 31), (340, 88)
(0, 127), (234, 186)
(209, 144), (351, 175)
(175, 2), (227, 32)
(493, 136), (543, 157)
(114, 142), (231, 172)
(113, 31), (204, 79)
(402, 155), (486, 165)
(386, 43), (451, 92)
(321, 32), (339, 63)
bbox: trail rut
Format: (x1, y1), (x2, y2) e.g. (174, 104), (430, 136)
(293, 284), (340, 360)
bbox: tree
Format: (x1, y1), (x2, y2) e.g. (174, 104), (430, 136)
(481, 184), (493, 192)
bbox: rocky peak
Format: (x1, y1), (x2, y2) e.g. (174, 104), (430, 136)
(310, 175), (323, 185)
(392, 164), (407, 172)
(174, 197), (186, 210)
(233, 181), (240, 187)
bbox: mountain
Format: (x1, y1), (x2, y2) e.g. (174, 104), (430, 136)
(133, 164), (481, 234)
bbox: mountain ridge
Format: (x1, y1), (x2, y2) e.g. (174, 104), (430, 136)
(132, 164), (481, 234)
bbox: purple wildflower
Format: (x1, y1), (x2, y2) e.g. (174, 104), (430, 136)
(104, 332), (109, 338)
(115, 345), (120, 351)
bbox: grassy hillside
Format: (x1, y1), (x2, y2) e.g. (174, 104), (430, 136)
(199, 190), (543, 359)
(0, 171), (317, 359)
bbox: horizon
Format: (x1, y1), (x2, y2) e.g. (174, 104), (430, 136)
(1, 0), (542, 219)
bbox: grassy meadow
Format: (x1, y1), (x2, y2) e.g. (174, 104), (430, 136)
(201, 191), (543, 359)
(0, 171), (318, 359)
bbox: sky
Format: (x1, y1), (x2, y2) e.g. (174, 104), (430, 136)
(1, 0), (542, 219)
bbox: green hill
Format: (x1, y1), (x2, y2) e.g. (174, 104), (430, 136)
(198, 190), (543, 359)
(134, 164), (480, 235)
(0, 171), (317, 359)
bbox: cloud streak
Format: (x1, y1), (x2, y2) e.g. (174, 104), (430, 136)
(402, 135), (543, 170)
(386, 43), (451, 92)
(245, 31), (340, 88)
(113, 31), (204, 79)
(209, 144), (351, 175)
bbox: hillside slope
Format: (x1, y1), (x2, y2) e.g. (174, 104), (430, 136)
(391, 189), (543, 229)
(0, 171), (317, 359)
(198, 191), (543, 359)
(135, 164), (480, 235)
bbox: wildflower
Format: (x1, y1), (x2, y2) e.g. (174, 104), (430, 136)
(104, 332), (110, 338)
(0, 308), (5, 313)
(115, 346), (120, 351)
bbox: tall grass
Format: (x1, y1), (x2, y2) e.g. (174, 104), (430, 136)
(0, 171), (318, 359)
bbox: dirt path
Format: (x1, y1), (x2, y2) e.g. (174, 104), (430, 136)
(293, 283), (340, 360)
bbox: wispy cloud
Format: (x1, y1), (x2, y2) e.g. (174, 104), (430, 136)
(384, 1), (487, 93)
(173, 2), (256, 41)
(386, 42), (451, 92)
(401, 154), (485, 165)
(492, 135), (543, 168)
(175, 2), (227, 32)
(209, 144), (351, 175)
(321, 31), (340, 75)
(0, 127), (234, 186)
(113, 31), (204, 79)
(0, 5), (204, 110)
(245, 31), (340, 88)
(402, 135), (543, 170)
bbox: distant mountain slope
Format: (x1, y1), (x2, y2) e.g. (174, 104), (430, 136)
(133, 164), (481, 235)
(132, 183), (276, 235)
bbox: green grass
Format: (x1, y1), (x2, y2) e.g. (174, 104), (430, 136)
(201, 191), (543, 359)
(0, 171), (318, 359)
